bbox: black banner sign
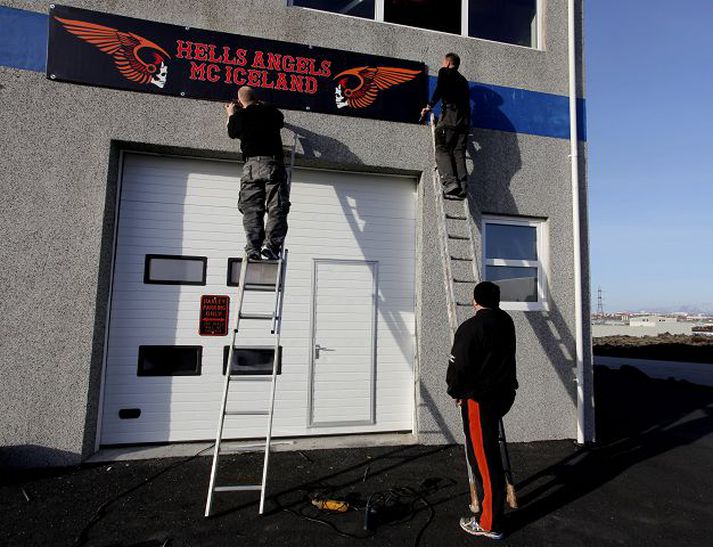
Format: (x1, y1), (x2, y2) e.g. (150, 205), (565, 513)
(199, 295), (230, 336)
(47, 5), (427, 124)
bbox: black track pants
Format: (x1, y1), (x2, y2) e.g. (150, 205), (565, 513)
(461, 394), (514, 532)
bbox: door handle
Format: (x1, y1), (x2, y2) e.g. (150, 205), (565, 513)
(314, 344), (334, 359)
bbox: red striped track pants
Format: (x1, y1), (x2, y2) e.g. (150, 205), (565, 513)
(462, 398), (506, 532)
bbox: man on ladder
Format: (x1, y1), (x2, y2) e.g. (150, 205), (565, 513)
(421, 52), (471, 200)
(225, 86), (290, 260)
(447, 282), (518, 540)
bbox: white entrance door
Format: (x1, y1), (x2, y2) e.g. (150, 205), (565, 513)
(310, 260), (377, 426)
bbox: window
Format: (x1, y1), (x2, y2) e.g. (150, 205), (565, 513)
(227, 257), (279, 288)
(144, 255), (207, 285)
(468, 0), (538, 48)
(137, 346), (203, 376)
(385, 0), (461, 35)
(290, 0), (376, 19)
(223, 346), (283, 376)
(483, 216), (548, 311)
(289, 0), (540, 48)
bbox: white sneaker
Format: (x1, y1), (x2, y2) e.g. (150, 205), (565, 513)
(459, 516), (504, 540)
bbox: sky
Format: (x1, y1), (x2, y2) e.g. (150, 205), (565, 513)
(585, 1), (713, 312)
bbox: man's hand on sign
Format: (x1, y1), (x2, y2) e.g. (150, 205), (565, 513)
(225, 101), (240, 117)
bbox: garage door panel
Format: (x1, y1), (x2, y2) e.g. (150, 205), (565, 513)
(101, 154), (416, 444)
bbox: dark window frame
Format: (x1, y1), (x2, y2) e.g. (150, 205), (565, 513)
(226, 257), (243, 287)
(137, 345), (203, 377)
(223, 346), (283, 376)
(144, 254), (208, 286)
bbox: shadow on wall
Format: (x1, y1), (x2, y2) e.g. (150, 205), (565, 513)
(285, 121), (424, 433)
(466, 85), (579, 416)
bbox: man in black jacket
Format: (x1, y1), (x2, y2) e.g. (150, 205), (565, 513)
(225, 86), (289, 260)
(421, 52), (471, 199)
(447, 281), (518, 539)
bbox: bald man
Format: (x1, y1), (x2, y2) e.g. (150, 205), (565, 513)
(225, 86), (289, 260)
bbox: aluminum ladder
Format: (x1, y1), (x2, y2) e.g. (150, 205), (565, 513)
(204, 249), (288, 517)
(428, 114), (482, 513)
(428, 114), (517, 513)
(204, 132), (298, 518)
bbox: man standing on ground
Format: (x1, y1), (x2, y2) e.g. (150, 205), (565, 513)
(225, 86), (289, 260)
(421, 52), (471, 200)
(447, 281), (518, 539)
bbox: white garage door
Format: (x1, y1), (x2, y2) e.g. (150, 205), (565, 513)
(100, 153), (416, 445)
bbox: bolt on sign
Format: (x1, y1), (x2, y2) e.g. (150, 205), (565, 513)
(46, 4), (427, 124)
(199, 295), (230, 336)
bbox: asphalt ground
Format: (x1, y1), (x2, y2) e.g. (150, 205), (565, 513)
(2, 366), (713, 546)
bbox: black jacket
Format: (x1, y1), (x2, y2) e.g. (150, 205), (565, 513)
(446, 308), (518, 401)
(429, 66), (471, 117)
(227, 102), (284, 161)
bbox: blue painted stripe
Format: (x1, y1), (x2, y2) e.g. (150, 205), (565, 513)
(0, 6), (47, 72)
(429, 76), (587, 141)
(1, 6), (586, 141)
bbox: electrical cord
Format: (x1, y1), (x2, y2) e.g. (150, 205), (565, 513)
(72, 444), (214, 547)
(278, 483), (436, 546)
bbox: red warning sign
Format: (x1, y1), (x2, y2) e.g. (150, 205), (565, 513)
(199, 295), (230, 336)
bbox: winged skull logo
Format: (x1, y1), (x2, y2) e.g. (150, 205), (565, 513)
(334, 66), (421, 109)
(54, 16), (171, 89)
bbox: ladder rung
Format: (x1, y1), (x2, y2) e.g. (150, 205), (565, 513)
(447, 234), (469, 240)
(238, 313), (274, 321)
(453, 279), (473, 284)
(445, 214), (467, 220)
(225, 410), (270, 416)
(450, 256), (473, 261)
(213, 485), (262, 492)
(219, 444), (267, 454)
(243, 284), (278, 292)
(456, 302), (472, 307)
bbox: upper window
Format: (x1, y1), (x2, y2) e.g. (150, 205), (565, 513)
(385, 0), (461, 35)
(289, 0), (540, 48)
(290, 0), (376, 19)
(469, 0), (538, 48)
(483, 216), (548, 311)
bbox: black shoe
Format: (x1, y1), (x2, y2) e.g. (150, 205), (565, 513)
(246, 249), (262, 261)
(260, 245), (280, 261)
(444, 184), (467, 200)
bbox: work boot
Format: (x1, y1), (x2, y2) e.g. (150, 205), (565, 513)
(459, 516), (504, 540)
(246, 248), (262, 261)
(260, 245), (280, 261)
(444, 185), (466, 200)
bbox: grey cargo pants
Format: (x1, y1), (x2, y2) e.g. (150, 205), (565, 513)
(238, 157), (290, 253)
(435, 105), (470, 194)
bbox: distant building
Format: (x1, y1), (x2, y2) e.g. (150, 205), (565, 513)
(629, 315), (678, 327)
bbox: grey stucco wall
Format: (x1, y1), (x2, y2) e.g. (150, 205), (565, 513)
(0, 0), (590, 466)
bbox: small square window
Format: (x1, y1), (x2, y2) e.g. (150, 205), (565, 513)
(291, 0), (376, 19)
(483, 217), (548, 311)
(144, 255), (207, 285)
(138, 346), (202, 376)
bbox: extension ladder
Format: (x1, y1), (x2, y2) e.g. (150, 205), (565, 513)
(205, 133), (298, 518)
(428, 114), (517, 513)
(428, 114), (482, 513)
